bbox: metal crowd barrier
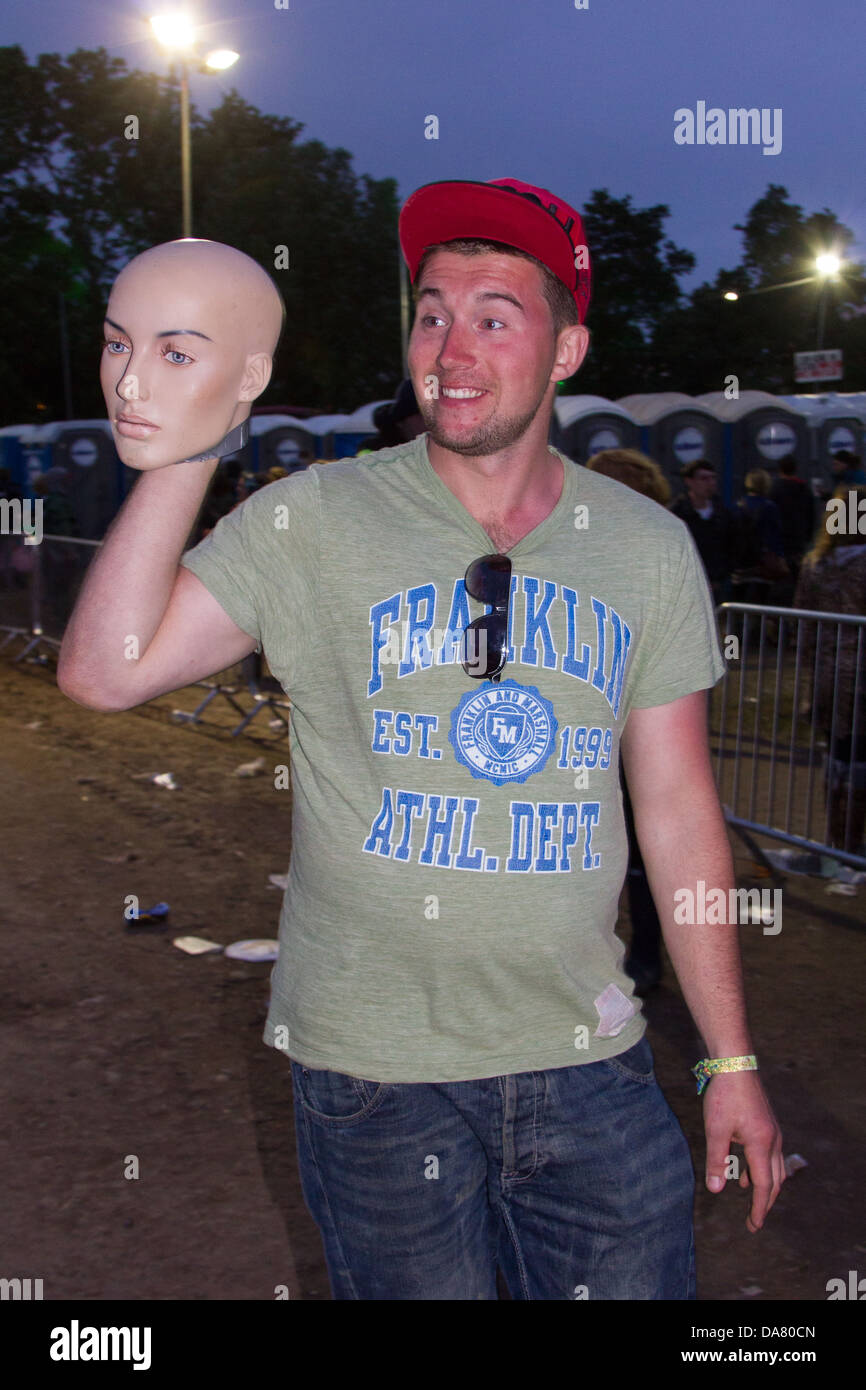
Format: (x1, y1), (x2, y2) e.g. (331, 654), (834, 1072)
(711, 602), (866, 872)
(0, 533), (290, 738)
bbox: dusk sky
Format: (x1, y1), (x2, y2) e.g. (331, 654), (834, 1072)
(7, 0), (864, 290)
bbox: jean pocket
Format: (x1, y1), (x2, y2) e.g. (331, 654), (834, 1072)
(601, 1034), (656, 1084)
(290, 1060), (389, 1124)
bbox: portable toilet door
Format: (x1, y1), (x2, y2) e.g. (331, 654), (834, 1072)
(0, 425), (45, 496)
(553, 395), (640, 463)
(248, 415), (315, 475)
(45, 421), (122, 538)
(694, 391), (808, 502)
(616, 393), (723, 487)
(333, 399), (392, 458)
(777, 394), (866, 496)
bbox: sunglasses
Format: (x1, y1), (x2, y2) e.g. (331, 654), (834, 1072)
(462, 553), (512, 682)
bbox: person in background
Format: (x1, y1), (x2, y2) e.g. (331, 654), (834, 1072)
(236, 469), (263, 503)
(0, 466), (23, 505)
(359, 379), (425, 454)
(194, 462), (240, 545)
(33, 468), (78, 537)
(670, 459), (739, 605)
(732, 469), (788, 607)
(770, 454), (814, 593)
(586, 448), (669, 995)
(794, 484), (866, 857)
(32, 468), (79, 628)
(0, 466), (25, 589)
(831, 449), (866, 487)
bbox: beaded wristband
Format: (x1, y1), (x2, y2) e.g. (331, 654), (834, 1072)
(692, 1055), (758, 1096)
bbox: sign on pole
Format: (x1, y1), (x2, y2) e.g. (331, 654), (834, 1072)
(794, 349), (843, 383)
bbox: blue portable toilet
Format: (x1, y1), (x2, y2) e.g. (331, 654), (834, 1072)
(0, 425), (49, 495)
(34, 420), (121, 538)
(777, 393), (866, 494)
(694, 391), (809, 504)
(616, 392), (723, 485)
(305, 414), (351, 459)
(308, 402), (385, 459)
(249, 414), (317, 474)
(341, 400), (392, 456)
(553, 395), (640, 463)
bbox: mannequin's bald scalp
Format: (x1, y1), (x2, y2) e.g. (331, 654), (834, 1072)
(102, 238), (285, 470)
(114, 239), (284, 356)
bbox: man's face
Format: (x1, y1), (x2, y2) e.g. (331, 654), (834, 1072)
(100, 266), (250, 470)
(407, 249), (583, 457)
(687, 468), (717, 506)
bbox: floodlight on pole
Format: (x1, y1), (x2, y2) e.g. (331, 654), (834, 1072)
(149, 13), (196, 50)
(815, 253), (841, 278)
(205, 49), (239, 70)
(723, 291), (738, 302)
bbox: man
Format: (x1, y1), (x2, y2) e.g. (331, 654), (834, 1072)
(770, 453), (815, 585)
(58, 179), (784, 1300)
(831, 448), (866, 487)
(670, 458), (740, 604)
(359, 378), (425, 453)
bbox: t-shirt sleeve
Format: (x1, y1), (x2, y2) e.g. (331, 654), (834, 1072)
(627, 521), (726, 710)
(179, 469), (321, 685)
(180, 496), (263, 649)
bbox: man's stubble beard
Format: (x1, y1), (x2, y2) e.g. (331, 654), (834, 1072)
(419, 392), (547, 458)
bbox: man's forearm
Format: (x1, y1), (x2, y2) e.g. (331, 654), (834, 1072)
(633, 793), (754, 1058)
(57, 458), (218, 704)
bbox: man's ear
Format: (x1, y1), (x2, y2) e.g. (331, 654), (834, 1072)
(239, 351), (273, 402)
(552, 323), (590, 384)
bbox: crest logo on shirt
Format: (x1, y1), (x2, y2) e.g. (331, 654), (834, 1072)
(449, 680), (557, 786)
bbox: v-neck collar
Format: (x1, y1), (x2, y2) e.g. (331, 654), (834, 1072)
(416, 434), (577, 556)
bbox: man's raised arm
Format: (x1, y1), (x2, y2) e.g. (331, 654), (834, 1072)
(57, 461), (256, 712)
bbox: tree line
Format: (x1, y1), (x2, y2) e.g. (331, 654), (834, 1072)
(1, 45), (863, 424)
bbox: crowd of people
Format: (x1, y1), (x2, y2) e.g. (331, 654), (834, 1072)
(667, 447), (865, 609)
(582, 443), (866, 993)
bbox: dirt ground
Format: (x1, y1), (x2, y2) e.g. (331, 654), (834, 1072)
(1, 648), (864, 1302)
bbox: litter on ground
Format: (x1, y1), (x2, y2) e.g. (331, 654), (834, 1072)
(172, 936), (223, 955)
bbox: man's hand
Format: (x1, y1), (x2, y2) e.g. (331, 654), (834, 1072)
(702, 1070), (785, 1232)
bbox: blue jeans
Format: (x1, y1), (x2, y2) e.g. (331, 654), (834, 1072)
(289, 1035), (696, 1300)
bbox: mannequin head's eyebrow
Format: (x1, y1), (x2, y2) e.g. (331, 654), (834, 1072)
(104, 316), (212, 342)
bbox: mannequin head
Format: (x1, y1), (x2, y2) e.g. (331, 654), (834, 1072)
(100, 239), (284, 470)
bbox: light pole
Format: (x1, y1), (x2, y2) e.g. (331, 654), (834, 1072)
(814, 253), (841, 351)
(398, 234), (410, 377)
(149, 14), (239, 238)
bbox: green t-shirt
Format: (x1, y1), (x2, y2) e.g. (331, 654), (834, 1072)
(180, 436), (725, 1082)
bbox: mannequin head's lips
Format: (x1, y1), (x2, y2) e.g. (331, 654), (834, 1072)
(116, 412), (159, 429)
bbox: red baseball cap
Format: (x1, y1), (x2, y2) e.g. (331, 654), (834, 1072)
(399, 177), (591, 323)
